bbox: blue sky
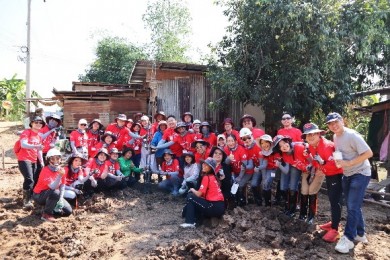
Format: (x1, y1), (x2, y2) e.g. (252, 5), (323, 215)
(0, 0), (228, 97)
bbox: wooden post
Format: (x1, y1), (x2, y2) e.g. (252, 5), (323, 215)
(2, 147), (4, 170)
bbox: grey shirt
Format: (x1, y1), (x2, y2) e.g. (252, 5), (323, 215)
(333, 127), (371, 177)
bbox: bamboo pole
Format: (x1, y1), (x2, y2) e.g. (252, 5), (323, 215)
(1, 147), (4, 170)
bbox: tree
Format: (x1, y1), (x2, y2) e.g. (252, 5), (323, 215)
(142, 0), (192, 62)
(79, 36), (147, 84)
(208, 0), (390, 130)
(0, 75), (26, 121)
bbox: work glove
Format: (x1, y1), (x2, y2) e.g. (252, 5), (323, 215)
(313, 154), (325, 165)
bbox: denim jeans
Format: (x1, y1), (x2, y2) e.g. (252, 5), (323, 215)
(280, 166), (301, 191)
(158, 173), (182, 193)
(261, 169), (275, 191)
(343, 173), (370, 241)
(33, 189), (72, 215)
(250, 172), (262, 188)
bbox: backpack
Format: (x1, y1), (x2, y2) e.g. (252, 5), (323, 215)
(14, 130), (31, 156)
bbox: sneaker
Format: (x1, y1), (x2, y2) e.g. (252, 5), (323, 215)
(41, 213), (57, 222)
(335, 235), (354, 253)
(355, 234), (368, 244)
(323, 229), (340, 243)
(179, 223), (196, 228)
(319, 221), (332, 231)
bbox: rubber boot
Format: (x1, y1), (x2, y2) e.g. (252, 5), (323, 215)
(298, 194), (309, 220)
(273, 180), (282, 205)
(251, 187), (262, 206)
(263, 190), (272, 207)
(307, 194), (318, 224)
(236, 188), (246, 207)
(282, 190), (289, 213)
(287, 191), (297, 217)
(23, 189), (33, 209)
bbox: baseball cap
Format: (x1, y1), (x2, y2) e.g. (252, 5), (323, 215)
(325, 112), (342, 124)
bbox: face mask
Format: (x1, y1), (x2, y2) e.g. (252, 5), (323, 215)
(201, 128), (209, 135)
(49, 120), (58, 128)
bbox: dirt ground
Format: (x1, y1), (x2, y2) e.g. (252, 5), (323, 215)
(1, 122), (390, 259)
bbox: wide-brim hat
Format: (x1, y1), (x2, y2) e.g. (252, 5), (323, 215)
(181, 112), (193, 122)
(95, 148), (109, 158)
(102, 131), (117, 142)
(222, 118), (234, 127)
(191, 139), (210, 148)
(200, 157), (217, 174)
(45, 114), (62, 126)
(272, 135), (292, 151)
(122, 147), (135, 157)
(89, 118), (103, 129)
(115, 114), (127, 122)
(29, 116), (46, 128)
(162, 149), (175, 156)
(154, 111), (167, 120)
(131, 122), (142, 132)
(67, 152), (88, 165)
(209, 146), (227, 162)
(175, 122), (188, 133)
(158, 120), (168, 131)
(301, 123), (326, 139)
(259, 134), (273, 144)
(200, 122), (212, 132)
(240, 114), (256, 127)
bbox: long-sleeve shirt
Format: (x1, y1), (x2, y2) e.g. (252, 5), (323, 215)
(118, 157), (143, 177)
(309, 137), (343, 176)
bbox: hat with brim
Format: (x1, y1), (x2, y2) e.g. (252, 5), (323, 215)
(240, 114), (257, 127)
(209, 146), (227, 163)
(102, 131), (117, 142)
(200, 157), (217, 174)
(89, 118), (103, 129)
(325, 112), (342, 124)
(29, 116), (46, 128)
(222, 118), (234, 127)
(191, 139), (210, 148)
(95, 148), (109, 158)
(175, 122), (188, 133)
(182, 151), (195, 163)
(154, 111), (167, 120)
(122, 147), (135, 157)
(181, 112), (193, 122)
(158, 120), (168, 130)
(272, 135), (292, 151)
(45, 114), (62, 126)
(217, 134), (226, 141)
(162, 149), (175, 156)
(301, 123), (326, 139)
(131, 122), (142, 132)
(200, 122), (213, 132)
(67, 152), (88, 165)
(115, 114), (127, 122)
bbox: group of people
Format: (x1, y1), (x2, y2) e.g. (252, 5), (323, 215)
(16, 110), (372, 254)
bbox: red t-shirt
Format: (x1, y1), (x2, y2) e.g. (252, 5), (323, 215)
(17, 129), (42, 163)
(33, 166), (66, 194)
(194, 148), (212, 164)
(87, 130), (100, 157)
(70, 130), (88, 148)
(162, 128), (183, 157)
(199, 175), (224, 201)
(106, 123), (130, 151)
(223, 130), (243, 146)
(122, 134), (142, 155)
(277, 127), (303, 142)
(39, 126), (57, 153)
(262, 152), (281, 169)
(173, 132), (196, 153)
(224, 145), (248, 174)
(161, 159), (180, 179)
(202, 133), (217, 147)
(64, 166), (86, 186)
(106, 160), (120, 175)
(86, 158), (108, 179)
(244, 143), (261, 174)
(281, 143), (310, 172)
(309, 137), (343, 176)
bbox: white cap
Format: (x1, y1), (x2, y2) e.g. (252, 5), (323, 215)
(140, 115), (149, 121)
(46, 148), (62, 159)
(239, 127), (252, 137)
(217, 134), (226, 141)
(193, 119), (201, 125)
(78, 119), (88, 125)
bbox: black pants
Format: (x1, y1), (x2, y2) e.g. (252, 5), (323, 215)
(33, 189), (72, 215)
(184, 193), (225, 224)
(326, 174), (343, 230)
(18, 160), (38, 190)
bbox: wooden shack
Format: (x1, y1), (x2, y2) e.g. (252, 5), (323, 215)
(128, 60), (265, 132)
(53, 82), (149, 132)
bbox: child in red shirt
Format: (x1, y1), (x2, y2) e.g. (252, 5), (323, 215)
(158, 149), (182, 196)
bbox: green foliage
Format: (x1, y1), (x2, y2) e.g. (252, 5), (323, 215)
(0, 75), (26, 121)
(208, 0), (390, 129)
(143, 0), (192, 62)
(78, 36), (147, 84)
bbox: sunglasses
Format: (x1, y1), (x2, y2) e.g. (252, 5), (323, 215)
(33, 121), (43, 124)
(241, 136), (251, 141)
(80, 124), (87, 126)
(282, 117), (292, 120)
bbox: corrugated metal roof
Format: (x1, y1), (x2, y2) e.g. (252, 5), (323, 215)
(128, 60), (207, 84)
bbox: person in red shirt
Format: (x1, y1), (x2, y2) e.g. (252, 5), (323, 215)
(32, 148), (72, 222)
(154, 115), (182, 160)
(87, 119), (104, 159)
(239, 114), (265, 147)
(303, 123), (344, 243)
(17, 116), (45, 209)
(217, 134), (226, 149)
(273, 135), (310, 217)
(70, 119), (89, 158)
(63, 152), (88, 201)
(222, 118), (243, 146)
(83, 148), (109, 194)
(180, 157), (225, 228)
(40, 114), (62, 159)
(103, 148), (125, 190)
(151, 111), (166, 134)
(191, 119), (202, 140)
(126, 118), (133, 130)
(191, 139), (211, 164)
(106, 114), (130, 152)
(123, 122), (143, 167)
(277, 112), (303, 142)
(92, 131), (117, 158)
(158, 149), (182, 196)
(200, 121), (217, 146)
